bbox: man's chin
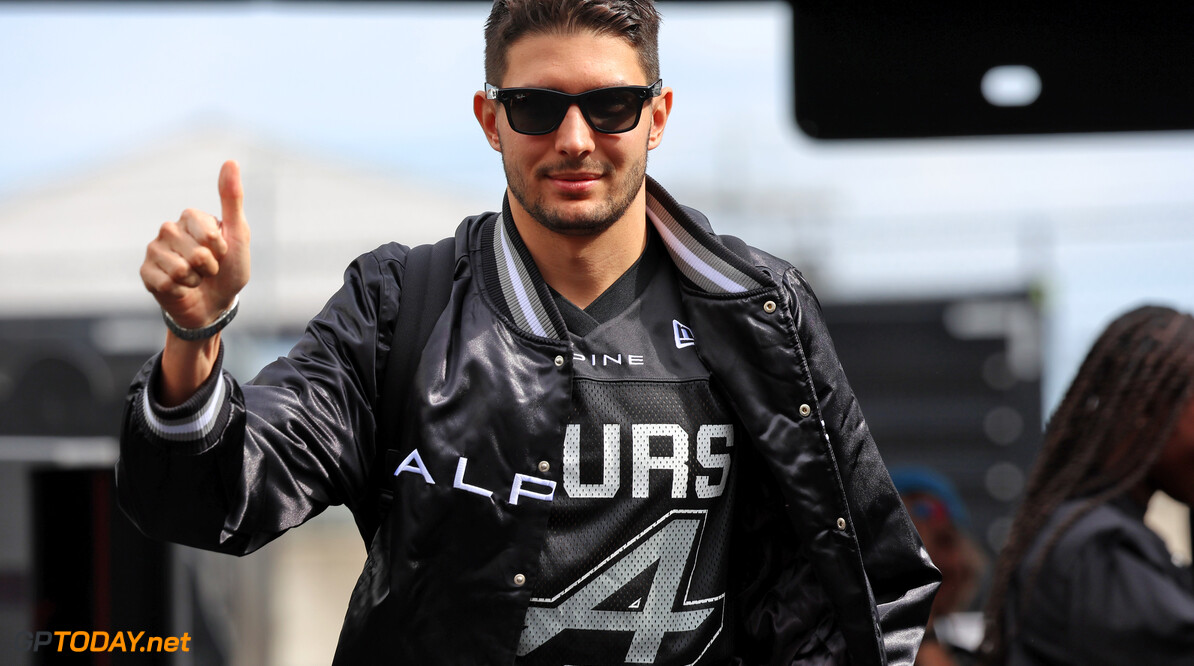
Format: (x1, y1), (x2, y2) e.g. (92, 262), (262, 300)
(538, 217), (616, 238)
(530, 203), (617, 237)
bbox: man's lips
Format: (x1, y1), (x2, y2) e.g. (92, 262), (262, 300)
(548, 172), (601, 181)
(547, 172), (601, 192)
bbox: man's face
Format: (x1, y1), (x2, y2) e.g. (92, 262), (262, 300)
(475, 31), (671, 237)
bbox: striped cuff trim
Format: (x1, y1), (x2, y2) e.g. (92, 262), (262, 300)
(141, 373), (229, 442)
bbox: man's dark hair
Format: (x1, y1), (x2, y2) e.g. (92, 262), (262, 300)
(484, 0), (662, 86)
(980, 305), (1194, 664)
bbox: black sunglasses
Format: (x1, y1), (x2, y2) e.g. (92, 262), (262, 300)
(485, 79), (663, 135)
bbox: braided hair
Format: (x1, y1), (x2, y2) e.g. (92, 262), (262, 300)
(980, 305), (1194, 664)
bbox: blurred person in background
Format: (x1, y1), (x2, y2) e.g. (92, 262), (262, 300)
(892, 467), (989, 666)
(115, 0), (938, 663)
(981, 305), (1194, 665)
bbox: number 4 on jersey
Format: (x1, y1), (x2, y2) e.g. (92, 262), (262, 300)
(517, 511), (723, 664)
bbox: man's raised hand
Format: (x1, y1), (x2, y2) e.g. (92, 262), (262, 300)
(141, 160), (252, 331)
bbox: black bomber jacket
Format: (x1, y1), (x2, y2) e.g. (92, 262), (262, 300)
(117, 177), (939, 665)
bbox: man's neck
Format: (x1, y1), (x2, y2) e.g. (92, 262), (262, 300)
(507, 189), (649, 310)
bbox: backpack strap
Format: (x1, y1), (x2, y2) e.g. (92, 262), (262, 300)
(359, 236), (456, 543)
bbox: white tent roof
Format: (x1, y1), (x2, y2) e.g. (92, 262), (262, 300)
(0, 127), (494, 327)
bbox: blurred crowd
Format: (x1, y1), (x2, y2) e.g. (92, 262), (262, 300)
(898, 305), (1194, 666)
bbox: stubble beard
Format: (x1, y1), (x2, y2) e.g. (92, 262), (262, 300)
(503, 148), (648, 238)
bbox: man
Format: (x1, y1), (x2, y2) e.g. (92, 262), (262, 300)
(120, 1), (938, 664)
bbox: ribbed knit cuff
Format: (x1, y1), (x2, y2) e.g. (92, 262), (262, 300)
(138, 344), (231, 450)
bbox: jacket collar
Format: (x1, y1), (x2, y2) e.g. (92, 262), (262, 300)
(643, 176), (765, 295)
(482, 176), (766, 341)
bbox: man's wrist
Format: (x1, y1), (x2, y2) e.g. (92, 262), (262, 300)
(162, 296), (239, 341)
(160, 333), (223, 407)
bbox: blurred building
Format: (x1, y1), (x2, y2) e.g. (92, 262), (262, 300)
(0, 125), (487, 325)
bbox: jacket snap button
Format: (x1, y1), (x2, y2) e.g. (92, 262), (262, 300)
(763, 300), (777, 314)
(513, 573), (526, 586)
(554, 355), (565, 367)
(538, 461), (550, 473)
(799, 403), (812, 417)
(836, 517), (847, 530)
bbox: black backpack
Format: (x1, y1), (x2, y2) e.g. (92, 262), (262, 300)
(357, 236), (456, 544)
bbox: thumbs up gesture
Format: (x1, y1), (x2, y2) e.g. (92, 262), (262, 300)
(141, 161), (252, 331)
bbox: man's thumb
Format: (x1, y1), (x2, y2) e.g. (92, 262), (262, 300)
(218, 160), (247, 233)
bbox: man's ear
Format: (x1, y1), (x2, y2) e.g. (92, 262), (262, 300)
(474, 91), (502, 152)
(646, 87), (674, 150)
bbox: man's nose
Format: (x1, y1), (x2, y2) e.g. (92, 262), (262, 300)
(554, 104), (596, 157)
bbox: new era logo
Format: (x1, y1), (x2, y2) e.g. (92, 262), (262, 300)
(673, 320), (695, 349)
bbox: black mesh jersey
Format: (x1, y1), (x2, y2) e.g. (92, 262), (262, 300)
(516, 244), (739, 666)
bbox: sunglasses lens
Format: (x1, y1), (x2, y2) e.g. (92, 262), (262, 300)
(506, 90), (568, 134)
(584, 89), (644, 133)
(498, 85), (652, 135)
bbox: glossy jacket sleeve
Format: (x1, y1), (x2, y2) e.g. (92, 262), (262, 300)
(116, 247), (403, 555)
(785, 267), (940, 666)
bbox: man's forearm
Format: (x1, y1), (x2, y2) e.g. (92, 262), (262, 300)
(159, 332), (221, 407)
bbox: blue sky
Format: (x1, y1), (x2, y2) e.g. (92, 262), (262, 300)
(0, 2), (788, 197)
(1, 3), (500, 194)
(4, 2), (1192, 214)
